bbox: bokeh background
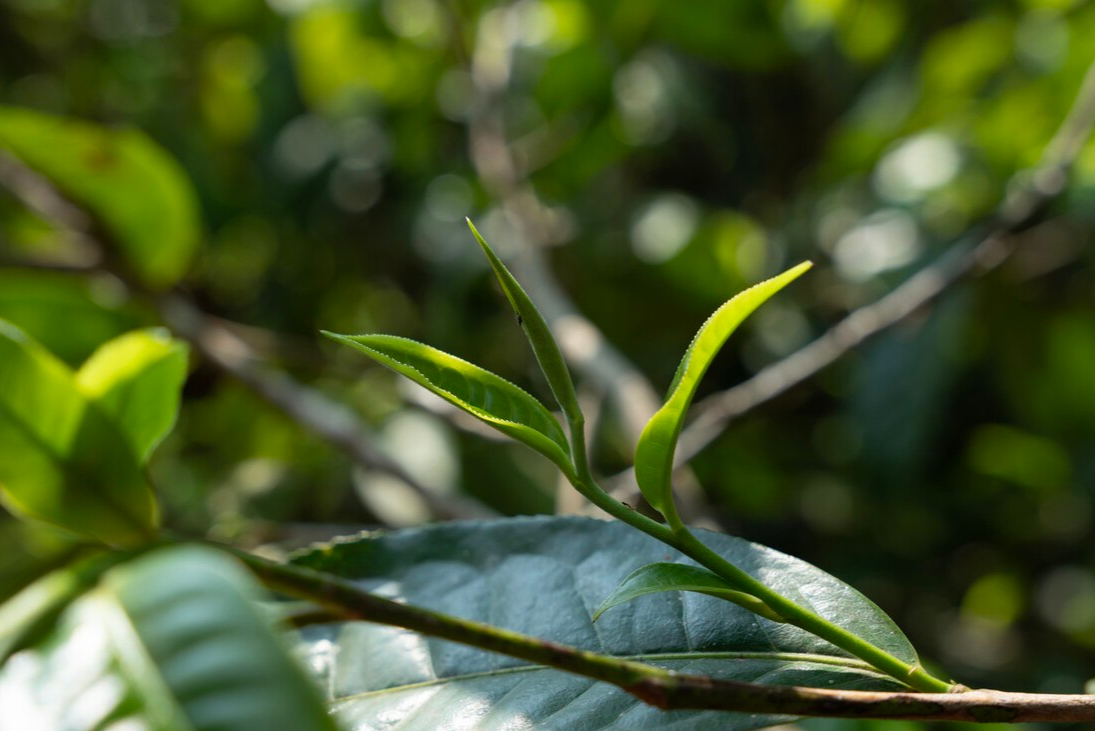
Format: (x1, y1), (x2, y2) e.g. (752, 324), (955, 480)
(2, 0), (1095, 728)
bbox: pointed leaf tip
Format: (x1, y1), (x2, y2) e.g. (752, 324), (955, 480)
(634, 263), (812, 515)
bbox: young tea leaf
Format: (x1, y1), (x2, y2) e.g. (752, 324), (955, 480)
(76, 328), (189, 463)
(634, 262), (812, 516)
(324, 332), (573, 471)
(594, 562), (784, 623)
(0, 319), (159, 546)
(466, 218), (583, 427)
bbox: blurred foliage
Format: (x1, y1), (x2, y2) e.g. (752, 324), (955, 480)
(1, 0), (1095, 728)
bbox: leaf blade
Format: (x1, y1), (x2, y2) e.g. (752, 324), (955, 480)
(76, 328), (189, 462)
(325, 332), (572, 471)
(634, 262), (812, 514)
(0, 106), (201, 289)
(0, 319), (158, 546)
(291, 516), (919, 731)
(466, 218), (583, 427)
(593, 562), (784, 623)
(0, 546), (341, 731)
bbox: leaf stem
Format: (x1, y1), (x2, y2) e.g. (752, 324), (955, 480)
(569, 471), (953, 693)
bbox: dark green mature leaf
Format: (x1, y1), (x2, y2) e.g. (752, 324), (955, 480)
(324, 332), (572, 471)
(291, 517), (915, 731)
(635, 263), (812, 515)
(76, 328), (189, 462)
(0, 546), (341, 731)
(594, 563), (784, 623)
(467, 218), (583, 426)
(0, 106), (201, 289)
(0, 319), (158, 546)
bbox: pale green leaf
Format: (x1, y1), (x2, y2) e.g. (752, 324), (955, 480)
(76, 328), (189, 462)
(0, 106), (201, 289)
(0, 319), (158, 546)
(324, 332), (572, 471)
(291, 516), (917, 731)
(634, 262), (812, 514)
(467, 218), (583, 426)
(594, 562), (784, 622)
(0, 546), (341, 731)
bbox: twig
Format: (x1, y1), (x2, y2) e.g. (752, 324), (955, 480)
(0, 151), (497, 522)
(661, 56), (1095, 474)
(158, 295), (497, 521)
(237, 548), (1095, 723)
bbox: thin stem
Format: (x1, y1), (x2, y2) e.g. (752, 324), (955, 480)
(568, 470), (953, 693)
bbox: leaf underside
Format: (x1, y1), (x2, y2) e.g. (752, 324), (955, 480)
(634, 262), (812, 514)
(325, 332), (572, 470)
(291, 516), (916, 731)
(0, 546), (340, 731)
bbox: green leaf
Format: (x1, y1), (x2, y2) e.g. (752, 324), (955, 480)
(324, 332), (572, 471)
(0, 551), (124, 663)
(634, 262), (812, 515)
(594, 562), (784, 623)
(0, 106), (201, 289)
(291, 516), (917, 731)
(466, 218), (583, 426)
(0, 319), (159, 546)
(76, 328), (189, 463)
(0, 545), (341, 731)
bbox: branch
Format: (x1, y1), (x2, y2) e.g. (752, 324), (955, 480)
(157, 295), (497, 521)
(236, 548), (1095, 723)
(0, 152), (497, 523)
(665, 56), (1095, 473)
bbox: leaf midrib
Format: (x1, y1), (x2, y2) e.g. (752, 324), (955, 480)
(331, 650), (886, 705)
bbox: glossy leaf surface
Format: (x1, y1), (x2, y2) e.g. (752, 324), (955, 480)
(324, 332), (572, 470)
(0, 320), (158, 546)
(76, 328), (189, 462)
(634, 263), (812, 514)
(0, 546), (341, 731)
(467, 218), (582, 426)
(0, 106), (200, 289)
(292, 516), (916, 731)
(594, 562), (784, 623)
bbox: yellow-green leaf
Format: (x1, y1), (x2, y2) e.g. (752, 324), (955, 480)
(635, 263), (812, 515)
(76, 328), (189, 463)
(0, 319), (158, 546)
(325, 332), (573, 471)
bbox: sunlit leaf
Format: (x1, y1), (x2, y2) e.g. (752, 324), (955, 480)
(76, 328), (189, 462)
(324, 332), (572, 471)
(467, 218), (583, 426)
(291, 516), (915, 731)
(634, 263), (812, 515)
(0, 546), (341, 731)
(593, 562), (784, 623)
(0, 319), (158, 546)
(0, 106), (201, 289)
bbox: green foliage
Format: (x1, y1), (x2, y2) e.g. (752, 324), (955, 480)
(292, 517), (910, 731)
(634, 262), (812, 518)
(0, 107), (200, 290)
(324, 332), (573, 472)
(76, 329), (189, 463)
(0, 545), (340, 731)
(0, 320), (159, 546)
(593, 562), (784, 623)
